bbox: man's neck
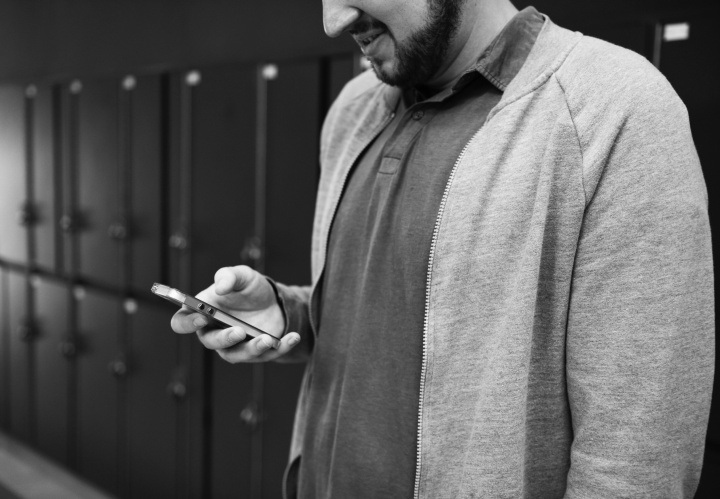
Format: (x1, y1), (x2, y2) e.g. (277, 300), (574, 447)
(425, 0), (520, 91)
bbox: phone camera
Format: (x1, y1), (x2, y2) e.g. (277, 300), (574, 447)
(198, 303), (205, 311)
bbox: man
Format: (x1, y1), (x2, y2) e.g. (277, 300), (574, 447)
(172, 0), (714, 497)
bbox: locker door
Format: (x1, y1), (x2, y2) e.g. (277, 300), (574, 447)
(7, 270), (33, 442)
(183, 66), (258, 286)
(76, 289), (120, 494)
(262, 59), (322, 498)
(128, 75), (163, 293)
(264, 60), (320, 284)
(31, 84), (59, 272)
(126, 300), (180, 498)
(184, 66), (258, 497)
(0, 85), (29, 265)
(76, 78), (122, 287)
(210, 359), (255, 497)
(34, 276), (72, 465)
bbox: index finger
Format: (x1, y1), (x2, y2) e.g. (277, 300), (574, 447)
(171, 308), (212, 334)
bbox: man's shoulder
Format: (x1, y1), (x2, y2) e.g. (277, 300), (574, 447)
(557, 34), (675, 107)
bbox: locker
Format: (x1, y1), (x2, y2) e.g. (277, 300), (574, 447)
(262, 59), (322, 498)
(76, 289), (121, 494)
(75, 78), (122, 287)
(59, 82), (79, 276)
(7, 270), (33, 442)
(34, 275), (71, 465)
(182, 66), (258, 287)
(125, 299), (185, 498)
(179, 65), (259, 497)
(0, 85), (29, 265)
(166, 72), (191, 292)
(210, 358), (255, 497)
(31, 84), (59, 273)
(264, 59), (320, 285)
(128, 75), (164, 294)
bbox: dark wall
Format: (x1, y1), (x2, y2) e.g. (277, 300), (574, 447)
(0, 0), (716, 83)
(0, 0), (355, 83)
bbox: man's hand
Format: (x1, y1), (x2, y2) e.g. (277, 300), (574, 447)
(170, 265), (301, 363)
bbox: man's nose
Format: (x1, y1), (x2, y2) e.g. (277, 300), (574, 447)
(322, 0), (361, 38)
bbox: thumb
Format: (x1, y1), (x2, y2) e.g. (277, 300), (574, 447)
(214, 265), (256, 296)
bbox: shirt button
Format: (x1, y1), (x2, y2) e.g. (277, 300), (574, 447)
(412, 110), (424, 120)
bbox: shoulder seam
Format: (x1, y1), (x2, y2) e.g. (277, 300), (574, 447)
(553, 72), (587, 206)
(488, 31), (583, 120)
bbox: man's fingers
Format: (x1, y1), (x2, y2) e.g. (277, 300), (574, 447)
(217, 332), (301, 363)
(197, 326), (248, 350)
(274, 332), (301, 356)
(171, 309), (210, 334)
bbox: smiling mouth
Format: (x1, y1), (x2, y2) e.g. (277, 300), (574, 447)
(353, 27), (388, 51)
(359, 32), (381, 47)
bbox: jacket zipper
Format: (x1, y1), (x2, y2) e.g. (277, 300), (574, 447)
(414, 126), (484, 499)
(308, 110), (397, 336)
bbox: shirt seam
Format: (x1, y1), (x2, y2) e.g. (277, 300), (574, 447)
(553, 72), (587, 206)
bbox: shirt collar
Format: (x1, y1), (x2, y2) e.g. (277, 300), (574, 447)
(466, 6), (545, 93)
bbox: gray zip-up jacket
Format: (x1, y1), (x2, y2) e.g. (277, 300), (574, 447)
(277, 17), (714, 499)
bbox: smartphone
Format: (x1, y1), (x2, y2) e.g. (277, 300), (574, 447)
(151, 282), (281, 347)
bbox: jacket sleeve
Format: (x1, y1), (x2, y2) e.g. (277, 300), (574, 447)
(563, 63), (714, 497)
(269, 280), (314, 363)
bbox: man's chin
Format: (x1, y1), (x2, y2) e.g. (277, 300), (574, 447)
(368, 60), (407, 88)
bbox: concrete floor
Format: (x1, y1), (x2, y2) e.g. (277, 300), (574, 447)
(0, 432), (113, 499)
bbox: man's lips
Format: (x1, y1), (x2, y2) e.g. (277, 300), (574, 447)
(354, 30), (386, 51)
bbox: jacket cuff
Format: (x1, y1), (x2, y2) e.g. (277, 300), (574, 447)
(265, 278), (313, 362)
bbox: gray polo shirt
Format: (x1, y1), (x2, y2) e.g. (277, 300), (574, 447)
(297, 8), (544, 498)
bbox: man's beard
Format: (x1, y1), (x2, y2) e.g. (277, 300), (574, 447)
(370, 0), (464, 89)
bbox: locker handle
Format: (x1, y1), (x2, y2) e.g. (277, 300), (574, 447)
(108, 357), (128, 378)
(58, 339), (77, 359)
(108, 223), (129, 241)
(59, 214), (76, 233)
(167, 380), (187, 400)
(239, 401), (264, 431)
(16, 321), (36, 342)
(240, 236), (264, 268)
(168, 232), (189, 251)
(16, 203), (35, 227)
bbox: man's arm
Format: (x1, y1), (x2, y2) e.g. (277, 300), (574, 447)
(564, 65), (714, 497)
